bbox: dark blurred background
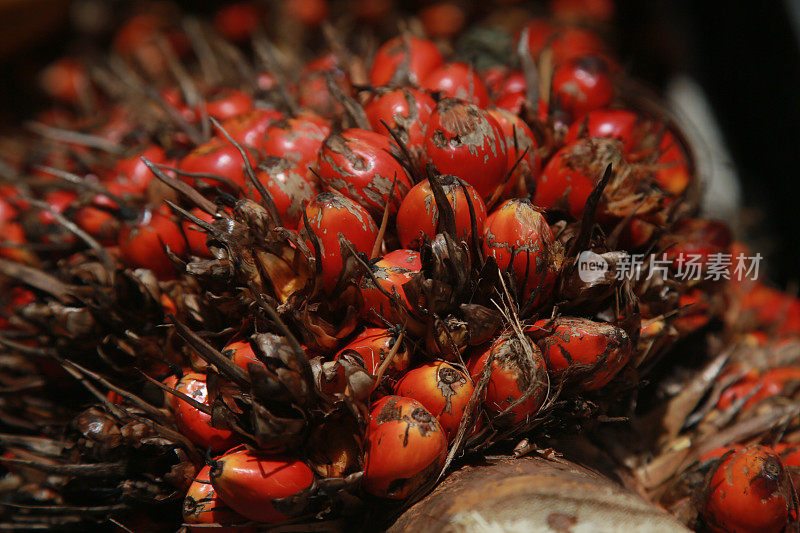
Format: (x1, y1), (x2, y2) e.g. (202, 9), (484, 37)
(1, 0), (798, 285)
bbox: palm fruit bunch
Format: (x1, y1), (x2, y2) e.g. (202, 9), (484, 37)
(0, 0), (795, 531)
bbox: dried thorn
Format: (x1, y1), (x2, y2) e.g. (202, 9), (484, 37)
(32, 166), (126, 207)
(172, 318), (250, 388)
(371, 176), (397, 259)
(381, 118), (421, 183)
(517, 27), (540, 105)
(140, 157), (217, 214)
(252, 33), (300, 114)
(210, 117), (282, 224)
(0, 458), (126, 477)
(567, 163), (613, 257)
(372, 328), (405, 388)
(427, 172), (458, 238)
(26, 122), (123, 154)
(0, 259), (75, 303)
(155, 162), (243, 196)
(137, 370), (212, 416)
(326, 72), (370, 130)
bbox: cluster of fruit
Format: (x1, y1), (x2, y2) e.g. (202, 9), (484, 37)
(1, 1), (799, 531)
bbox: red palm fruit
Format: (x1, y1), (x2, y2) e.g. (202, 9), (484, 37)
(420, 2), (466, 38)
(700, 445), (745, 463)
(394, 362), (474, 441)
(369, 36), (444, 87)
(363, 395), (447, 499)
(718, 367), (800, 411)
(210, 449), (314, 523)
(488, 69), (526, 102)
(298, 53), (351, 118)
(551, 0), (615, 24)
(162, 86), (198, 123)
(396, 176), (487, 250)
(335, 327), (413, 378)
(73, 202), (118, 245)
(654, 131), (691, 195)
(533, 138), (621, 220)
(482, 199), (556, 306)
(661, 218), (732, 271)
(262, 114), (330, 167)
(170, 372), (239, 452)
(183, 465), (255, 533)
(527, 317), (632, 391)
(118, 209), (187, 279)
(467, 334), (548, 425)
(284, 0), (329, 26)
(220, 109), (283, 147)
(0, 195), (19, 225)
(201, 88), (253, 121)
(38, 57), (89, 105)
(739, 285), (800, 336)
(300, 192), (378, 293)
(179, 137), (257, 191)
(551, 56), (614, 119)
(37, 190), (77, 226)
(702, 446), (794, 533)
(422, 62), (490, 108)
(673, 288), (712, 335)
(104, 144), (167, 193)
(364, 87), (436, 167)
(0, 222), (37, 264)
(486, 107), (541, 198)
(495, 91), (526, 114)
(360, 257), (418, 326)
(213, 2), (261, 42)
(316, 129), (412, 218)
(564, 108), (640, 150)
(222, 340), (265, 372)
(182, 208), (214, 258)
(521, 22), (607, 65)
(255, 157), (319, 226)
(424, 99), (508, 201)
(382, 249), (422, 271)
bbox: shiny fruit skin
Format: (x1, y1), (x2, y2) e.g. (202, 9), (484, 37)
(533, 138), (613, 220)
(118, 210), (188, 279)
(301, 192), (378, 293)
(486, 107), (541, 198)
(528, 317), (631, 390)
(422, 62), (490, 108)
(223, 340), (265, 372)
(467, 335), (548, 425)
(702, 446), (792, 533)
(255, 157), (319, 226)
(202, 88), (253, 121)
(396, 176), (487, 250)
(394, 362), (473, 441)
(482, 199), (556, 306)
(261, 114), (330, 167)
(424, 99), (508, 201)
(74, 203), (118, 245)
(210, 449), (314, 523)
(360, 257), (418, 326)
(381, 249), (422, 271)
(316, 129), (412, 218)
(179, 137), (257, 191)
(220, 109), (283, 147)
(182, 208), (215, 258)
(170, 372), (239, 452)
(105, 144), (167, 194)
(564, 108), (640, 149)
(551, 56), (614, 119)
(363, 395), (447, 499)
(369, 36), (444, 87)
(335, 327), (413, 378)
(365, 87), (436, 167)
(183, 465), (254, 533)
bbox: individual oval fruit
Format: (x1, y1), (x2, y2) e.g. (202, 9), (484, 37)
(360, 256), (419, 326)
(424, 99), (507, 201)
(255, 156), (319, 226)
(369, 36), (444, 87)
(381, 249), (422, 271)
(223, 340), (264, 372)
(363, 395), (448, 499)
(486, 107), (541, 198)
(702, 446), (793, 533)
(482, 199), (557, 307)
(551, 55), (614, 119)
(394, 362), (474, 441)
(421, 62), (490, 108)
(262, 114), (330, 167)
(316, 128), (412, 218)
(183, 464), (254, 533)
(527, 317), (632, 390)
(300, 192), (379, 293)
(467, 334), (548, 425)
(365, 87), (436, 169)
(179, 137), (257, 192)
(118, 209), (188, 279)
(170, 372), (239, 452)
(201, 87), (254, 121)
(335, 327), (413, 379)
(210, 448), (314, 523)
(396, 175), (487, 250)
(220, 108), (283, 147)
(182, 208), (215, 258)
